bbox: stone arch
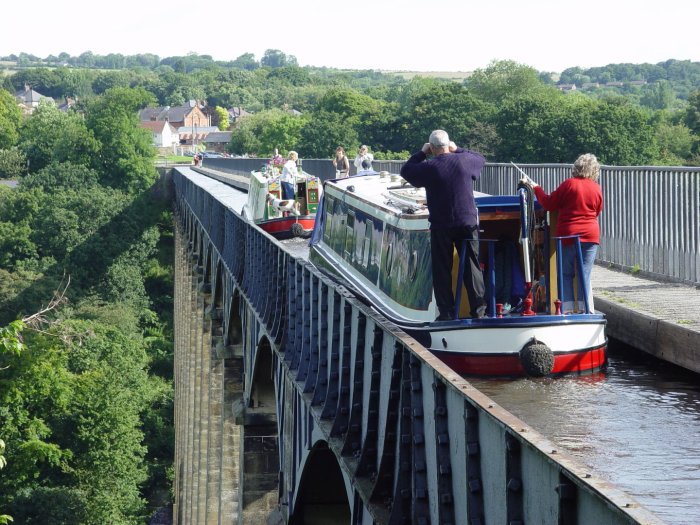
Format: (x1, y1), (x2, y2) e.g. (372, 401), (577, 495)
(226, 289), (243, 356)
(250, 337), (276, 412)
(240, 336), (280, 522)
(290, 441), (351, 525)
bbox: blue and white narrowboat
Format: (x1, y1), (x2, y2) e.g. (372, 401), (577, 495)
(309, 172), (607, 377)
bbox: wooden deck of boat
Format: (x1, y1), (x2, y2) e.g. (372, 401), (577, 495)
(185, 164), (700, 375)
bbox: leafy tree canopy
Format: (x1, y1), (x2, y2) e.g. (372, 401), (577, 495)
(85, 87), (158, 193)
(465, 60), (556, 104)
(0, 88), (22, 149)
(261, 49), (298, 68)
(228, 109), (306, 156)
(18, 99), (99, 172)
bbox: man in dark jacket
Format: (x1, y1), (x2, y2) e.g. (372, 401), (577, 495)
(400, 129), (486, 320)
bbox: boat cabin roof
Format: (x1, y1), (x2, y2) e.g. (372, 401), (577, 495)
(326, 173), (528, 218)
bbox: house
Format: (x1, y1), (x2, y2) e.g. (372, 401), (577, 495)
(141, 121), (179, 152)
(58, 97), (77, 112)
(176, 126), (219, 147)
(582, 82), (600, 89)
(605, 82), (624, 88)
(139, 100), (210, 129)
(557, 83), (577, 92)
(202, 131), (233, 153)
(228, 107), (252, 124)
(628, 80), (647, 87)
(14, 84), (50, 114)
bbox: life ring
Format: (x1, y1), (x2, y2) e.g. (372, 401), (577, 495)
(519, 338), (554, 376)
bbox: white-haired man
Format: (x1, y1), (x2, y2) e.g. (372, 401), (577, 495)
(400, 129), (487, 321)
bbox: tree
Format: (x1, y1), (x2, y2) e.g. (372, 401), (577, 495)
(493, 92), (567, 162)
(684, 90), (700, 135)
(0, 318), (26, 524)
(640, 80), (676, 110)
(654, 120), (694, 165)
(232, 53), (259, 70)
(85, 87), (158, 193)
(20, 162), (100, 192)
(0, 320), (160, 524)
(214, 106), (230, 131)
(261, 49), (297, 68)
(465, 60), (554, 104)
(228, 109), (305, 156)
(267, 66), (311, 86)
(0, 439), (12, 524)
(18, 99), (100, 172)
(398, 82), (496, 155)
(0, 88), (22, 149)
(298, 110), (358, 158)
(0, 148), (27, 179)
(92, 70), (131, 94)
(584, 99), (658, 164)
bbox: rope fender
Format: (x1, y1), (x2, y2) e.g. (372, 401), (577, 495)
(519, 337), (554, 376)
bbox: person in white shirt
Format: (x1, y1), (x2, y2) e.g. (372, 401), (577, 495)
(281, 151), (298, 199)
(353, 145), (373, 174)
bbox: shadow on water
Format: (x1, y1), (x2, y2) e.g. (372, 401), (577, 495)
(468, 337), (700, 525)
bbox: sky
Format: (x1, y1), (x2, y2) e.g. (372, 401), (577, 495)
(3, 0), (698, 73)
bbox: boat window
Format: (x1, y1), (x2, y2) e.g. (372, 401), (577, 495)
(385, 242), (393, 276)
(323, 196), (335, 244)
(333, 199), (346, 254)
(344, 211), (355, 261)
(361, 220), (373, 268)
(407, 250), (417, 280)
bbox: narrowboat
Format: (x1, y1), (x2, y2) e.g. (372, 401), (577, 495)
(242, 166), (322, 239)
(309, 172), (607, 377)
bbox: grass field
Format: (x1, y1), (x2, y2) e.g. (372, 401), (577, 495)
(156, 155), (192, 165)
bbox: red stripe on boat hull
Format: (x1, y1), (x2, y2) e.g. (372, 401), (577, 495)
(258, 217), (315, 238)
(431, 344), (607, 377)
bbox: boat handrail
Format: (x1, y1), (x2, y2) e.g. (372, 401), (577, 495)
(380, 191), (425, 213)
(454, 238), (499, 319)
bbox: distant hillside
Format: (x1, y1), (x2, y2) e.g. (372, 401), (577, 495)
(382, 71), (472, 82)
(559, 59), (700, 99)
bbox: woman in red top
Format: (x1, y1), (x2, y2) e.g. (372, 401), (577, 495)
(526, 154), (603, 313)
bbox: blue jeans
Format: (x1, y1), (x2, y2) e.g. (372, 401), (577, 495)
(281, 181), (295, 200)
(561, 242), (598, 313)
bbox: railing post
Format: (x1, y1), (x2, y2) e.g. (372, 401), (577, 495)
(454, 238), (496, 319)
(573, 237), (590, 313)
(486, 239), (496, 317)
(556, 238), (565, 309)
(453, 241), (467, 319)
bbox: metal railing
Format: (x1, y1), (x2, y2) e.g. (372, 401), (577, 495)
(480, 163), (700, 285)
(198, 158), (700, 285)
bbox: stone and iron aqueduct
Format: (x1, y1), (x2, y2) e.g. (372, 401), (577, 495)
(171, 160), (699, 524)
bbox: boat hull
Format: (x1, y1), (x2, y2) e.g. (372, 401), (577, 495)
(396, 311), (608, 377)
(430, 343), (607, 377)
(258, 216), (315, 239)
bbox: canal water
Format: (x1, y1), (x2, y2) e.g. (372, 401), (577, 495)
(469, 340), (700, 525)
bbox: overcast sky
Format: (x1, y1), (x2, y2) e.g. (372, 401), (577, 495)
(3, 0), (697, 73)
